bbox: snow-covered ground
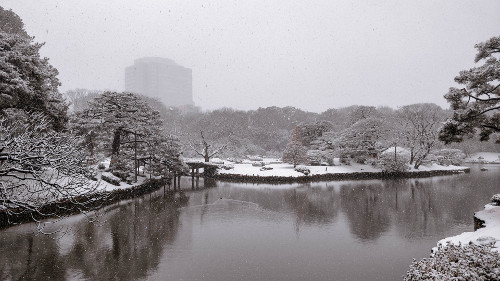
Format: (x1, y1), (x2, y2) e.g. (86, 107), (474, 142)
(213, 158), (468, 177)
(435, 203), (500, 253)
(94, 158), (147, 192)
(465, 152), (500, 164)
(96, 171), (147, 192)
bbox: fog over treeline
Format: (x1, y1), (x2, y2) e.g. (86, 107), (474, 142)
(67, 89), (500, 160)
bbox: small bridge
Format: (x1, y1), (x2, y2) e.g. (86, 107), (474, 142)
(185, 161), (219, 177)
(165, 162), (218, 190)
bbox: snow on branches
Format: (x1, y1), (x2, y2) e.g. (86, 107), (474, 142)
(0, 31), (67, 131)
(440, 35), (500, 143)
(282, 126), (308, 167)
(0, 113), (102, 231)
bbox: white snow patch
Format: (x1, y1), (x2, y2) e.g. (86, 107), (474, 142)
(219, 162), (379, 177)
(435, 204), (500, 253)
(465, 152), (500, 164)
(218, 160), (468, 177)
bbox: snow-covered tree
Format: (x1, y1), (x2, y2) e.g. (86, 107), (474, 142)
(297, 120), (333, 147)
(0, 113), (101, 231)
(396, 103), (448, 169)
(439, 35), (500, 143)
(0, 27), (66, 131)
(0, 6), (29, 38)
(334, 118), (388, 164)
(143, 134), (185, 178)
(347, 105), (379, 125)
(65, 88), (104, 113)
(69, 92), (185, 183)
(71, 92), (163, 164)
(190, 130), (228, 162)
(282, 126), (308, 167)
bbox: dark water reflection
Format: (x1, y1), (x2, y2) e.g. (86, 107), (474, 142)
(1, 165), (499, 281)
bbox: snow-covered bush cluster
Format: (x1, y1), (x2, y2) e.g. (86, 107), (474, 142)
(101, 172), (121, 186)
(294, 165), (310, 175)
(434, 148), (466, 166)
(221, 164), (234, 170)
(492, 194), (500, 206)
(404, 243), (500, 280)
(377, 153), (410, 172)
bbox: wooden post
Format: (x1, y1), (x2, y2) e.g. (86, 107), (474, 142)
(173, 172), (177, 190)
(134, 133), (137, 182)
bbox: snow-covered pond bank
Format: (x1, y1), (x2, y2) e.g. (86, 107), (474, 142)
(0, 177), (171, 229)
(435, 203), (500, 253)
(213, 160), (470, 183)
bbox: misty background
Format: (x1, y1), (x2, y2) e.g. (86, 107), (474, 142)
(1, 0), (499, 112)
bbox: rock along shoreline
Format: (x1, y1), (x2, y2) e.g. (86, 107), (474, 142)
(212, 168), (470, 184)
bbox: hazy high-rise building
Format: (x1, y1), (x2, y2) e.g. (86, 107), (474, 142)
(125, 57), (193, 107)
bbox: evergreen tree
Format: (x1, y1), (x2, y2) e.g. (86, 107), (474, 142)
(439, 35), (500, 143)
(282, 126), (308, 167)
(335, 118), (388, 164)
(0, 9), (66, 130)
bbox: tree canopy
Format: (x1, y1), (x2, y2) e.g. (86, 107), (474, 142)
(0, 23), (66, 130)
(282, 126), (308, 167)
(439, 35), (500, 143)
(0, 6), (29, 38)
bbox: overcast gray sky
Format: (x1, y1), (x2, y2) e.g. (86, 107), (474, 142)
(1, 0), (499, 112)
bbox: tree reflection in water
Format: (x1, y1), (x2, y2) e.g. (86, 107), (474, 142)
(283, 186), (340, 235)
(1, 168), (498, 281)
(0, 192), (187, 281)
(340, 182), (392, 241)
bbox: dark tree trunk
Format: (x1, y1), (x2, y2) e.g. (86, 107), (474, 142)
(110, 127), (122, 165)
(111, 127), (122, 156)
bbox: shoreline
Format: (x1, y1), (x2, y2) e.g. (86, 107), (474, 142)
(434, 203), (500, 253)
(0, 178), (184, 230)
(212, 167), (470, 184)
(0, 166), (471, 229)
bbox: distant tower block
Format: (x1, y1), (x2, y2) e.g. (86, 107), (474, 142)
(125, 57), (193, 107)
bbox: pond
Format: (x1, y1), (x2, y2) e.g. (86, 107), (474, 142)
(1, 165), (499, 281)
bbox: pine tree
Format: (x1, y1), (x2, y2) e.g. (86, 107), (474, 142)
(439, 35), (500, 143)
(0, 21), (66, 130)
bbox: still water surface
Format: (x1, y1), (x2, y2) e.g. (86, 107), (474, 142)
(1, 165), (499, 281)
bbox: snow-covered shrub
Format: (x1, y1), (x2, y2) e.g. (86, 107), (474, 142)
(110, 156), (132, 181)
(307, 149), (335, 166)
(434, 149), (466, 166)
(210, 158), (224, 164)
(339, 155), (351, 165)
(404, 243), (500, 281)
(221, 164), (234, 170)
(248, 155), (264, 161)
(101, 172), (121, 186)
(491, 194), (500, 206)
(327, 157), (335, 166)
(252, 161), (265, 167)
(378, 153), (410, 172)
(295, 165), (310, 175)
(112, 170), (130, 181)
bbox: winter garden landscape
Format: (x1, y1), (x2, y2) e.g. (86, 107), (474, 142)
(1, 3), (500, 281)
